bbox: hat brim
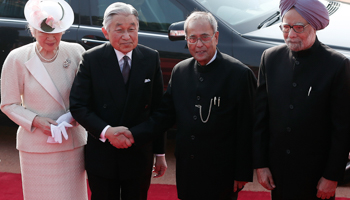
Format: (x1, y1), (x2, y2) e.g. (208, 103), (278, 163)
(24, 0), (74, 33)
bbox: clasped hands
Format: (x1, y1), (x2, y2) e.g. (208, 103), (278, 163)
(33, 112), (75, 143)
(48, 112), (75, 143)
(105, 126), (135, 149)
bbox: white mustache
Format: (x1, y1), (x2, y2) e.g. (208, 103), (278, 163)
(286, 38), (301, 43)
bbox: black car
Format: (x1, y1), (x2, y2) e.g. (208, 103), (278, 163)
(0, 0), (278, 124)
(2, 0), (350, 86)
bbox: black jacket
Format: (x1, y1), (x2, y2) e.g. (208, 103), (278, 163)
(70, 43), (164, 180)
(253, 38), (350, 199)
(131, 50), (256, 199)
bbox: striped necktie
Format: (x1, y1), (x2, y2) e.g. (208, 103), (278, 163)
(122, 56), (130, 84)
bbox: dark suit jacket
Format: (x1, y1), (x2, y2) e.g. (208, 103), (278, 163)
(69, 43), (164, 180)
(253, 38), (350, 199)
(130, 50), (256, 199)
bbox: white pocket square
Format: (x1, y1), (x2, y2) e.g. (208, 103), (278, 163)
(144, 79), (151, 83)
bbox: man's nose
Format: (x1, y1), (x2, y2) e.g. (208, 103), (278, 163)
(288, 28), (298, 38)
(196, 38), (204, 47)
(122, 31), (131, 39)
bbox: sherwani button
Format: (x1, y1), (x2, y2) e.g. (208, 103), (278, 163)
(199, 77), (204, 82)
(197, 96), (201, 100)
(295, 61), (300, 65)
(289, 105), (294, 109)
(193, 115), (197, 120)
(292, 83), (297, 87)
(191, 135), (195, 140)
(286, 127), (291, 132)
(286, 149), (291, 154)
(103, 104), (107, 108)
(190, 155), (195, 159)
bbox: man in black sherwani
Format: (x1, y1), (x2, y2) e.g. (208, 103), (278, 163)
(113, 11), (256, 200)
(253, 0), (350, 200)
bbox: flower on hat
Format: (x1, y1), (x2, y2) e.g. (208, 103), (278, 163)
(29, 0), (45, 25)
(40, 15), (55, 32)
(41, 15), (63, 31)
(46, 16), (54, 27)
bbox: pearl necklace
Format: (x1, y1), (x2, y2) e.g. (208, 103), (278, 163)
(35, 44), (59, 62)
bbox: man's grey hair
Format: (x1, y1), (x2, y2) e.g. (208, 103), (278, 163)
(102, 2), (139, 32)
(184, 11), (218, 37)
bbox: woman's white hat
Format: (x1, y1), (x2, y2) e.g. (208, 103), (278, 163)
(24, 0), (74, 33)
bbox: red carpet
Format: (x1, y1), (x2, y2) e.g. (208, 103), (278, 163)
(0, 172), (349, 200)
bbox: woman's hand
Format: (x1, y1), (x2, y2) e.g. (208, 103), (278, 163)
(32, 116), (58, 136)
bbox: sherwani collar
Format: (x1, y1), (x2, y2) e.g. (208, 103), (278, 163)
(196, 49), (221, 73)
(291, 37), (321, 58)
(24, 46), (66, 110)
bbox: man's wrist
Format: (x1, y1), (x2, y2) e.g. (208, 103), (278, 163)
(100, 125), (111, 142)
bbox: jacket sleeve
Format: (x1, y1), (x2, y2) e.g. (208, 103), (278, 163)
(234, 67), (256, 182)
(1, 50), (37, 132)
(69, 52), (108, 138)
(150, 51), (166, 154)
(253, 50), (271, 169)
(130, 68), (177, 147)
(323, 58), (350, 181)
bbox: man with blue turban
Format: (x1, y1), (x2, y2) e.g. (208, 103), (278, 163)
(253, 0), (350, 199)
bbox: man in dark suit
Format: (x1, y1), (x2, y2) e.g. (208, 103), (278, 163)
(114, 11), (256, 200)
(253, 0), (350, 199)
(69, 2), (166, 200)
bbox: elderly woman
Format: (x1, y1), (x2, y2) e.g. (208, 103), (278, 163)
(0, 0), (87, 199)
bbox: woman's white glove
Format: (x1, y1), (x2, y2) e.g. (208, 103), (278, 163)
(47, 112), (74, 143)
(56, 112), (74, 124)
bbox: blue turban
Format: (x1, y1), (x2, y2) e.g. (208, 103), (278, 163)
(280, 0), (329, 30)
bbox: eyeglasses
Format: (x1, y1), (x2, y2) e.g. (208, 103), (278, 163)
(279, 23), (309, 33)
(186, 32), (216, 44)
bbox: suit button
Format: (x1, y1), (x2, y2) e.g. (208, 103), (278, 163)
(286, 149), (291, 154)
(190, 155), (195, 159)
(199, 77), (204, 82)
(191, 135), (195, 140)
(292, 83), (297, 87)
(197, 96), (201, 101)
(103, 104), (107, 108)
(289, 105), (294, 109)
(286, 127), (291, 132)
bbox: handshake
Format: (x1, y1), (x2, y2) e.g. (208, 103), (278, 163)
(105, 126), (135, 149)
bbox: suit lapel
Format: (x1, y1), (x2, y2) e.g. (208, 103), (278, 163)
(25, 54), (66, 110)
(121, 46), (148, 123)
(99, 43), (128, 104)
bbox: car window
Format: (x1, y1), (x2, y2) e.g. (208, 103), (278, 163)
(197, 0), (278, 24)
(197, 0), (280, 33)
(0, 0), (26, 18)
(87, 0), (188, 32)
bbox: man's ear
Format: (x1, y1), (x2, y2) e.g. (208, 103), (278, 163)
(102, 27), (109, 40)
(214, 31), (219, 45)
